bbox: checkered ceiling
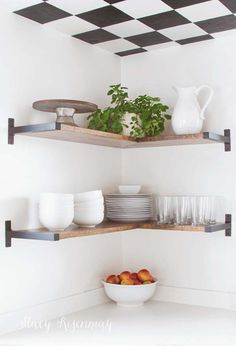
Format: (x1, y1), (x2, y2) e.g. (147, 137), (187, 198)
(10, 0), (236, 56)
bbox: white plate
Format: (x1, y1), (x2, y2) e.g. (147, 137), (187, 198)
(108, 218), (152, 221)
(105, 200), (152, 203)
(106, 208), (152, 212)
(105, 199), (152, 202)
(105, 194), (152, 197)
(106, 203), (152, 206)
(107, 214), (152, 219)
(107, 212), (153, 215)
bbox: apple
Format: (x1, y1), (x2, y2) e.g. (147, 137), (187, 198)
(106, 274), (120, 284)
(121, 278), (134, 285)
(133, 278), (142, 285)
(143, 280), (152, 284)
(137, 269), (153, 282)
(130, 272), (139, 280)
(119, 271), (131, 281)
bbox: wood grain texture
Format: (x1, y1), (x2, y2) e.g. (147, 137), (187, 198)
(32, 100), (97, 113)
(58, 221), (142, 239)
(10, 221), (210, 242)
(20, 124), (217, 149)
(23, 124), (137, 148)
(140, 223), (205, 232)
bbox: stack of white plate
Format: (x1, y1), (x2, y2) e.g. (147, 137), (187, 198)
(105, 194), (153, 222)
(74, 190), (104, 227)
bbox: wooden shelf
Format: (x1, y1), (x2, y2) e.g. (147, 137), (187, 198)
(5, 216), (231, 247)
(8, 119), (231, 151)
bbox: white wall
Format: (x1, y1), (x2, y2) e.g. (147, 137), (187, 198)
(121, 36), (236, 310)
(0, 7), (123, 331)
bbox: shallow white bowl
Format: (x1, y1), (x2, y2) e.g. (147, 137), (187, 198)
(74, 190), (103, 203)
(118, 185), (141, 194)
(74, 208), (104, 218)
(75, 198), (104, 207)
(73, 212), (104, 227)
(74, 205), (104, 213)
(102, 281), (157, 307)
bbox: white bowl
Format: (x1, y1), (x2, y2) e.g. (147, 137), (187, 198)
(73, 212), (104, 227)
(74, 209), (104, 218)
(74, 205), (104, 213)
(40, 193), (74, 204)
(74, 190), (103, 202)
(39, 206), (73, 231)
(39, 205), (73, 212)
(102, 281), (157, 307)
(75, 198), (104, 207)
(118, 185), (141, 194)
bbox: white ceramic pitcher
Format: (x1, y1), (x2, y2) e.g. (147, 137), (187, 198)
(171, 85), (213, 135)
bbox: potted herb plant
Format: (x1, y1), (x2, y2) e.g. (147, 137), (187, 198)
(87, 84), (171, 139)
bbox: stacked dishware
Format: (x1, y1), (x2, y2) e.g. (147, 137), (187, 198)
(39, 193), (74, 231)
(105, 194), (153, 222)
(74, 190), (104, 227)
(157, 195), (218, 226)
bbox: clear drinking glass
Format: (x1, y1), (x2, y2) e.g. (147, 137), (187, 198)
(157, 196), (174, 224)
(190, 196), (198, 225)
(178, 196), (192, 225)
(204, 196), (216, 224)
(172, 196), (180, 225)
(193, 196), (216, 225)
(157, 195), (217, 226)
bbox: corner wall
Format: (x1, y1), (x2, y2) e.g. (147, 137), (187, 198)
(121, 36), (236, 310)
(0, 8), (122, 334)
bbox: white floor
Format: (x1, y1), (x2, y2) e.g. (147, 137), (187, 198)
(0, 301), (236, 346)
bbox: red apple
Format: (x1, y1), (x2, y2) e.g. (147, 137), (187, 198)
(121, 278), (134, 285)
(119, 271), (131, 281)
(137, 269), (153, 282)
(133, 278), (142, 285)
(106, 274), (120, 284)
(130, 272), (139, 280)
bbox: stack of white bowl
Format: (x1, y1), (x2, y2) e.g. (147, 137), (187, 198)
(74, 190), (104, 227)
(39, 193), (74, 231)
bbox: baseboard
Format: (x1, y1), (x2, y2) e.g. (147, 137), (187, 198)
(0, 288), (109, 336)
(153, 285), (236, 310)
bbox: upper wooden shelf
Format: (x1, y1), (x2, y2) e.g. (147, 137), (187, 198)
(5, 216), (231, 247)
(8, 119), (231, 151)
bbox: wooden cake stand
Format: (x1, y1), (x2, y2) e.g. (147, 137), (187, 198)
(33, 99), (98, 125)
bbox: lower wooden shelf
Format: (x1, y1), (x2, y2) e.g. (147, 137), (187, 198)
(5, 215), (231, 247)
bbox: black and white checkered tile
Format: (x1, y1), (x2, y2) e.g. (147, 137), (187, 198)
(9, 0), (236, 56)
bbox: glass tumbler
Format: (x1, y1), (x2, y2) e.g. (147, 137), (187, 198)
(157, 196), (174, 224)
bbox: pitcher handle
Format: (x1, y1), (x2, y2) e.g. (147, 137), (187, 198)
(195, 85), (214, 120)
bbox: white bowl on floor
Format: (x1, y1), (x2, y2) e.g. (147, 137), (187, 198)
(102, 280), (157, 307)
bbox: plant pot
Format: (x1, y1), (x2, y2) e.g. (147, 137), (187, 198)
(122, 113), (137, 136)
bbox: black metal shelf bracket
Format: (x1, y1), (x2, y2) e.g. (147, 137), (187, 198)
(8, 118), (61, 145)
(203, 129), (231, 152)
(205, 214), (232, 236)
(5, 220), (60, 247)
